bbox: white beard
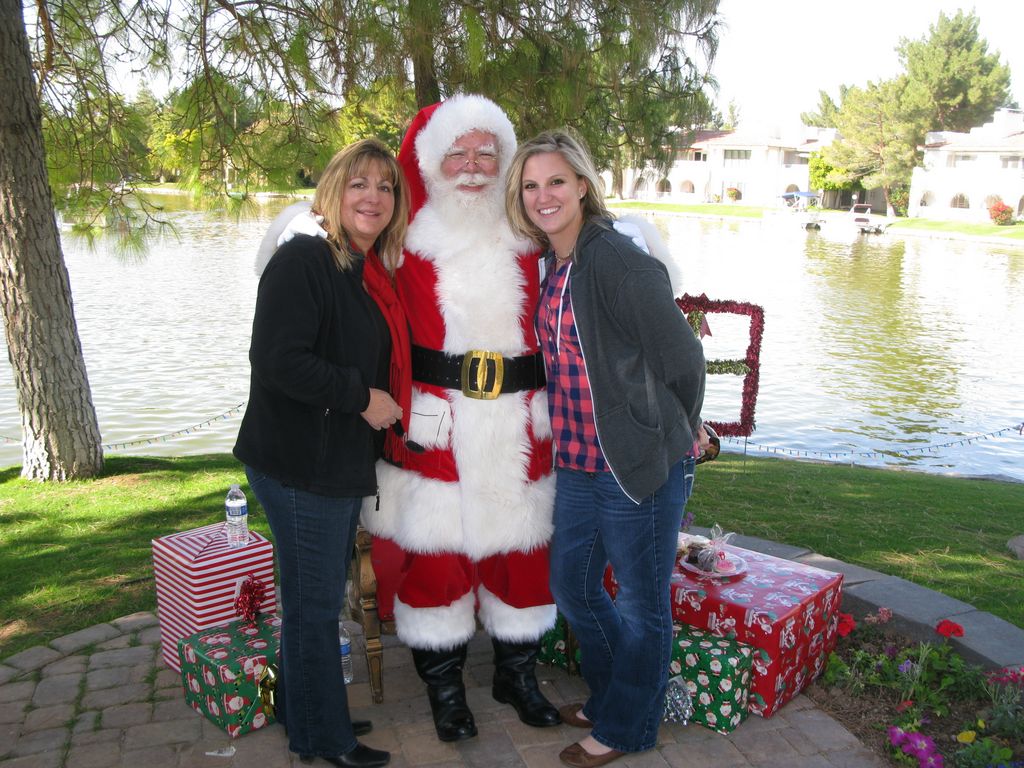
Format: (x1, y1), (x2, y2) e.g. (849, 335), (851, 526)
(427, 172), (505, 234)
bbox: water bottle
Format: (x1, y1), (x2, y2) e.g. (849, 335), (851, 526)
(338, 622), (354, 684)
(225, 484), (249, 548)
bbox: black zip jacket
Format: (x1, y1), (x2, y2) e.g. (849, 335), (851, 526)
(233, 235), (389, 497)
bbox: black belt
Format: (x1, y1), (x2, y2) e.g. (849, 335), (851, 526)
(411, 345), (546, 400)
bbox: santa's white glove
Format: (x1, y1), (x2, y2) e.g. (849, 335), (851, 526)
(612, 220), (650, 254)
(277, 210), (328, 246)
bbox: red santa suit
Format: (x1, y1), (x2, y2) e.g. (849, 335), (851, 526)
(361, 95), (556, 651)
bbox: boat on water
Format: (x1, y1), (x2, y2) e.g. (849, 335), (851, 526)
(780, 191), (822, 229)
(850, 203), (889, 234)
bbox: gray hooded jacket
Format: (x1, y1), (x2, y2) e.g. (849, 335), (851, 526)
(548, 217), (706, 502)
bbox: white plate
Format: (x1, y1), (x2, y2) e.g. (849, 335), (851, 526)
(678, 553), (748, 579)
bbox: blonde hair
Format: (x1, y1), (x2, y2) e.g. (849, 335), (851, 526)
(505, 129), (612, 247)
(312, 138), (409, 272)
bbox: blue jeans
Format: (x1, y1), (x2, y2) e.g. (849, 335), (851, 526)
(549, 458), (694, 753)
(245, 466), (361, 758)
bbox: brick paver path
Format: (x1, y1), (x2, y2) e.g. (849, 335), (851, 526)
(0, 614), (884, 768)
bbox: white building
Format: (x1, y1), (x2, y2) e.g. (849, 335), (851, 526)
(908, 108), (1024, 222)
(607, 125), (837, 208)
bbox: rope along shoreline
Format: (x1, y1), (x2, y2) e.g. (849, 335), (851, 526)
(722, 423), (1024, 460)
(0, 403), (247, 450)
(1, 406), (1021, 459)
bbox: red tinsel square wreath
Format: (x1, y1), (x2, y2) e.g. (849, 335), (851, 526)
(676, 293), (765, 438)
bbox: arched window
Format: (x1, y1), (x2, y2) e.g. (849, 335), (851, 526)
(1018, 196), (1024, 217)
(681, 180), (695, 194)
(950, 193), (970, 209)
(656, 179), (671, 196)
(632, 177), (648, 196)
(919, 191), (934, 207)
(984, 194), (1002, 209)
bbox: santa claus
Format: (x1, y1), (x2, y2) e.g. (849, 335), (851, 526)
(260, 94), (562, 743)
(363, 94), (560, 742)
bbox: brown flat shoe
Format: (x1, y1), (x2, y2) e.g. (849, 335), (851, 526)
(558, 742), (625, 768)
(557, 703), (591, 729)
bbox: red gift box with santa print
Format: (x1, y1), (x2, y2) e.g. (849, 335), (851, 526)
(178, 613), (281, 738)
(152, 522), (277, 672)
(670, 544), (843, 717)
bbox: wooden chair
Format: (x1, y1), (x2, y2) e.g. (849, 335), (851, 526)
(347, 526), (397, 704)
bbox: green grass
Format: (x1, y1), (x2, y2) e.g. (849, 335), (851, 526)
(608, 200), (1024, 242)
(0, 455), (268, 659)
(1, 453), (1021, 660)
(887, 217), (1024, 240)
(690, 455), (1023, 629)
(609, 200), (765, 218)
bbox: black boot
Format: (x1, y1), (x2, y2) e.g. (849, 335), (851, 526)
(491, 638), (561, 727)
(411, 645), (477, 742)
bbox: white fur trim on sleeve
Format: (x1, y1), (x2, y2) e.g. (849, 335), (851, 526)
(477, 585), (557, 642)
(254, 200), (312, 276)
(617, 213), (683, 297)
(415, 94), (518, 190)
(529, 390), (551, 441)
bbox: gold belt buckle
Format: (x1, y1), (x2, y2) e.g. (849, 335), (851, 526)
(461, 350), (504, 400)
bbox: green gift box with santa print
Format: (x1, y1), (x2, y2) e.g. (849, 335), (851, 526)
(177, 613), (281, 738)
(538, 613), (581, 672)
(669, 624), (753, 734)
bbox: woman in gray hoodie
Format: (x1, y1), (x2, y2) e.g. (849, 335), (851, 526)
(505, 130), (709, 768)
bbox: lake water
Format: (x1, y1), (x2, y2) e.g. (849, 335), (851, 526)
(1, 199), (1022, 482)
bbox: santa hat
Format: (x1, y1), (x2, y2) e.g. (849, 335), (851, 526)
(398, 94), (518, 219)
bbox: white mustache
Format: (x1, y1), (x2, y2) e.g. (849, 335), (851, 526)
(453, 172), (492, 187)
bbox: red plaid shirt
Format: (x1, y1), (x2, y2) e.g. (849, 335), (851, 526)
(536, 261), (608, 472)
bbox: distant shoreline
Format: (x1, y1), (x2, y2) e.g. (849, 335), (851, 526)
(608, 203), (1024, 250)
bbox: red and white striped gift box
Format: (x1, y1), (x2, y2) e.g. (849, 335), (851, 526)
(152, 522), (277, 671)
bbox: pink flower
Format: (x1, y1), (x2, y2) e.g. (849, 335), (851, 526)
(935, 620), (964, 638)
(877, 607), (893, 623)
(921, 752), (944, 768)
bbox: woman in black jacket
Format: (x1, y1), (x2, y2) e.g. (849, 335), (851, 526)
(234, 138), (409, 768)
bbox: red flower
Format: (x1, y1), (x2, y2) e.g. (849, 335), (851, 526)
(895, 699), (915, 713)
(836, 612), (856, 637)
(935, 620), (964, 638)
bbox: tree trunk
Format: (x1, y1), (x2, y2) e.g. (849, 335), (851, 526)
(408, 0), (441, 108)
(882, 187), (895, 218)
(0, 2), (103, 480)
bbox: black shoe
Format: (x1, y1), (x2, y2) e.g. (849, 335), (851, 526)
(286, 720), (371, 737)
(491, 637), (561, 728)
(352, 720), (372, 737)
(411, 645), (478, 742)
(298, 743), (390, 767)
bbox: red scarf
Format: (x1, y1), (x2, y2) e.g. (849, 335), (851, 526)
(362, 249), (412, 465)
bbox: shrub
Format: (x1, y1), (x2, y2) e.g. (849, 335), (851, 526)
(988, 200), (1014, 225)
(725, 187), (741, 201)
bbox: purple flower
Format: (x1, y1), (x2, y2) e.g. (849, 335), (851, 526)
(884, 644), (898, 658)
(904, 733), (936, 759)
(887, 725), (907, 746)
(921, 751), (944, 768)
(898, 660), (915, 674)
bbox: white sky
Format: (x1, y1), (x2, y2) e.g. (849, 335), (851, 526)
(712, 1), (1024, 130)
